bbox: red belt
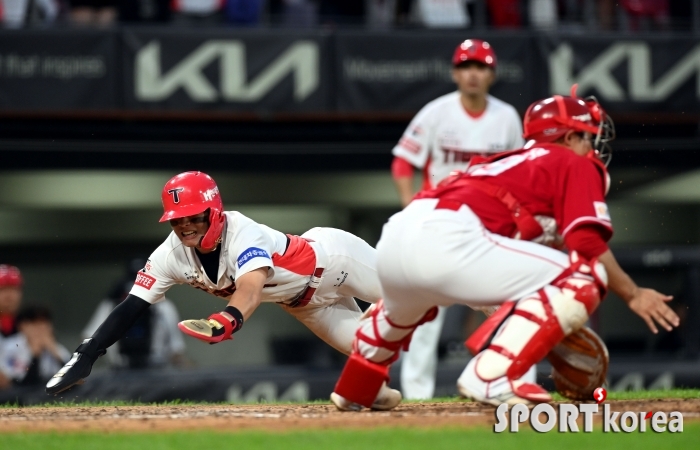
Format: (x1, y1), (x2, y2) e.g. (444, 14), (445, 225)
(286, 267), (325, 308)
(434, 198), (464, 211)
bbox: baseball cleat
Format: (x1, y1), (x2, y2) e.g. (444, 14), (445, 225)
(371, 384), (402, 411)
(331, 383), (402, 412)
(330, 392), (364, 412)
(456, 357), (551, 406)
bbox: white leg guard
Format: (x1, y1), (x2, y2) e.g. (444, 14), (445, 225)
(355, 301), (439, 365)
(331, 302), (438, 410)
(462, 252), (607, 405)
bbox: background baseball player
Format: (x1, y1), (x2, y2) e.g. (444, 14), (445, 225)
(331, 88), (680, 410)
(46, 171), (401, 410)
(391, 39), (524, 400)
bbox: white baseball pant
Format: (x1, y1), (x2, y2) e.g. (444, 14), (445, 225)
(281, 227), (382, 355)
(357, 198), (570, 364)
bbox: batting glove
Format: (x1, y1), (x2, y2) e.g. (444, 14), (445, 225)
(178, 307), (243, 344)
(46, 338), (104, 395)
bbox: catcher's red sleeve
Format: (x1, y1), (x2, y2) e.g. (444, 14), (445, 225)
(564, 225), (609, 260)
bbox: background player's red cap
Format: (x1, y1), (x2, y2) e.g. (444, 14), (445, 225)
(0, 265), (22, 288)
(452, 39), (497, 69)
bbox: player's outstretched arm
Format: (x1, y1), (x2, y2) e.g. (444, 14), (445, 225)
(46, 295), (151, 395)
(178, 267), (267, 344)
(597, 249), (680, 334)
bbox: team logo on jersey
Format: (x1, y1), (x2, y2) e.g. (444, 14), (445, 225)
(237, 247), (270, 268)
(135, 272), (156, 290)
(167, 188), (184, 204)
(594, 201), (611, 221)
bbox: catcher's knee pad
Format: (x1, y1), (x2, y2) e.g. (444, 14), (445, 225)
(355, 301), (439, 365)
(334, 353), (389, 409)
(468, 251), (606, 382)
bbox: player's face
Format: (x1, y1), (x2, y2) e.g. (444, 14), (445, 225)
(169, 211), (210, 248)
(567, 131), (594, 157)
(0, 286), (22, 315)
(452, 62), (495, 97)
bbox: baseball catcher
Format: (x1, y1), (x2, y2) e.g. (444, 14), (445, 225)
(330, 86), (679, 410)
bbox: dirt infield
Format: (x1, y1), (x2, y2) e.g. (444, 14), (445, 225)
(0, 399), (698, 433)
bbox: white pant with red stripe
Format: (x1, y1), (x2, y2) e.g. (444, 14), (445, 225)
(376, 198), (570, 329)
(281, 227), (382, 356)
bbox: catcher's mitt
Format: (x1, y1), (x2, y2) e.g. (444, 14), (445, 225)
(547, 326), (609, 401)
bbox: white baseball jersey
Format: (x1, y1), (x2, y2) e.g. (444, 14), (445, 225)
(392, 92), (524, 189)
(130, 211), (317, 305)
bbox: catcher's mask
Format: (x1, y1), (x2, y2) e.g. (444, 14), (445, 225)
(523, 84), (615, 167)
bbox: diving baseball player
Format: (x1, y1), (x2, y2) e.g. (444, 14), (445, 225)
(331, 88), (679, 410)
(46, 171), (401, 410)
(392, 39), (524, 400)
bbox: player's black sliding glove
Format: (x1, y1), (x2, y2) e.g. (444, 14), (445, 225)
(46, 338), (105, 395)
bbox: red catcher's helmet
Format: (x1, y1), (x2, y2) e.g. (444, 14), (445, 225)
(452, 39), (497, 69)
(0, 265), (22, 288)
(523, 85), (615, 165)
(160, 172), (225, 251)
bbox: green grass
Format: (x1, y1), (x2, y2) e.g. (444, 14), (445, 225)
(1, 425), (698, 450)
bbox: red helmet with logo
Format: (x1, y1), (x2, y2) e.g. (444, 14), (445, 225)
(452, 39), (497, 69)
(0, 265), (22, 288)
(523, 85), (615, 165)
(160, 172), (225, 251)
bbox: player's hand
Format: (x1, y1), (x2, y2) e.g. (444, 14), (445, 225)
(178, 312), (237, 344)
(625, 288), (679, 334)
(45, 352), (95, 395)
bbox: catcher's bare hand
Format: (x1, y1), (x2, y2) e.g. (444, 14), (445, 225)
(626, 288), (679, 334)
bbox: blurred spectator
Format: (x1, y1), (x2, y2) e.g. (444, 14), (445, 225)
(0, 265), (23, 339)
(0, 306), (70, 388)
(597, 0), (615, 30)
(366, 0), (396, 29)
(171, 0), (223, 26)
(118, 0), (171, 23)
(0, 265), (23, 390)
(82, 258), (190, 369)
(415, 0), (470, 28)
(319, 0), (364, 26)
(225, 0), (263, 25)
(488, 0), (521, 28)
(268, 0), (318, 27)
(528, 0), (558, 29)
(69, 0), (118, 26)
(620, 0), (669, 31)
(0, 0), (59, 28)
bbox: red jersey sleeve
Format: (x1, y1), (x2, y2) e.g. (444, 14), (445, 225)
(564, 225), (609, 260)
(391, 156), (415, 179)
(555, 157), (613, 242)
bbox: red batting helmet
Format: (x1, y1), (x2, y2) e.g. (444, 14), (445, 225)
(452, 39), (497, 68)
(523, 85), (615, 165)
(0, 265), (22, 288)
(160, 172), (225, 251)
